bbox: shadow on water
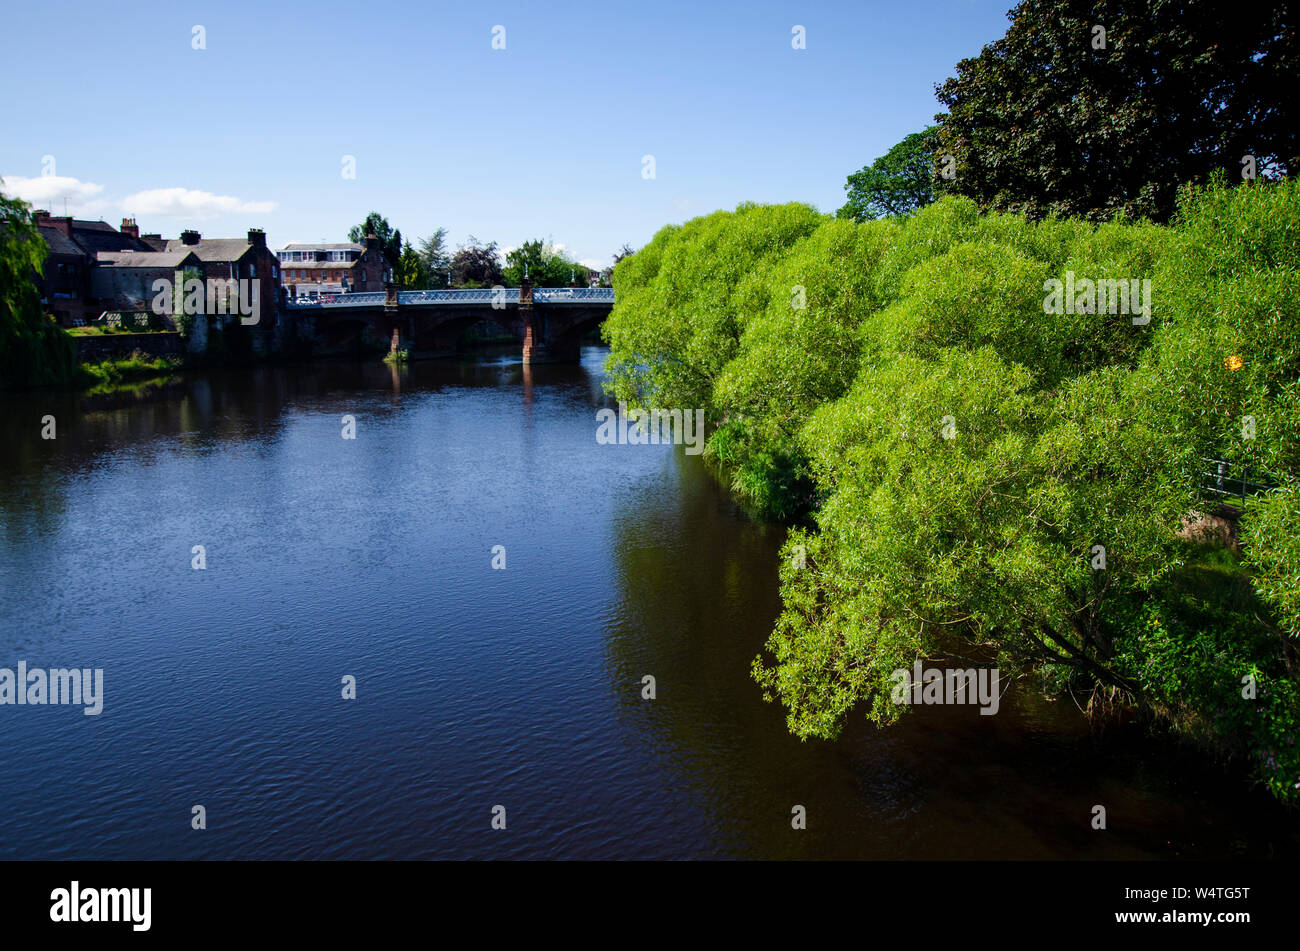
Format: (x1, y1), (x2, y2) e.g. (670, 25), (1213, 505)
(0, 346), (1295, 859)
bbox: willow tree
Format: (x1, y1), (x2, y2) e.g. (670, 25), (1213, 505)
(0, 191), (76, 389)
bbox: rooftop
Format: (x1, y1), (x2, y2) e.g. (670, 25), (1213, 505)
(96, 250), (200, 268)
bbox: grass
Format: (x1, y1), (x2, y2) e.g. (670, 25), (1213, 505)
(67, 325), (173, 336)
(77, 352), (183, 393)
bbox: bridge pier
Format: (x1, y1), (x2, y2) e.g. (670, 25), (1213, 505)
(520, 278), (539, 365)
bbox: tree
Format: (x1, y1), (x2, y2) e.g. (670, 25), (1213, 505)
(837, 126), (942, 221)
(418, 228), (450, 286)
(448, 236), (503, 288)
(348, 212), (402, 274)
(932, 0), (1299, 222)
(602, 201), (826, 416)
(502, 238), (590, 287)
(396, 240), (425, 289)
(605, 181), (1300, 805)
(0, 191), (77, 388)
(612, 243), (635, 264)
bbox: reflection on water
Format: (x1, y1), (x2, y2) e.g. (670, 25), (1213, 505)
(0, 348), (1295, 859)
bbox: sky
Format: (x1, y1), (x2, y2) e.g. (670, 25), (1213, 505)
(1, 0), (1013, 269)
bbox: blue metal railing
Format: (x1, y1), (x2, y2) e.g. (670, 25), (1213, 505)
(286, 287), (615, 309)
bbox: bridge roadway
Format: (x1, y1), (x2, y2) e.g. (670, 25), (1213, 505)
(286, 284), (615, 363)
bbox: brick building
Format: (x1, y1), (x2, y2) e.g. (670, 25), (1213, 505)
(33, 213), (153, 323)
(277, 236), (390, 298)
(158, 228), (284, 334)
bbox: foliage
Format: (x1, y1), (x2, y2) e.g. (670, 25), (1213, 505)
(601, 201), (825, 421)
(76, 352), (182, 391)
(1242, 486), (1300, 640)
(0, 191), (78, 388)
(837, 126), (943, 221)
(933, 0), (1298, 222)
(449, 236), (503, 288)
(418, 228), (451, 286)
(604, 180), (1300, 804)
(396, 240), (425, 289)
(347, 212), (403, 272)
(502, 239), (590, 287)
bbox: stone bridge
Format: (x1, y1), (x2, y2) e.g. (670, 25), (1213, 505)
(287, 280), (614, 363)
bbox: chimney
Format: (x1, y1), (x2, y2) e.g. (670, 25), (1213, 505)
(120, 217), (139, 239)
(247, 228), (266, 248)
(365, 232), (378, 251)
(35, 211), (73, 237)
(180, 229), (201, 246)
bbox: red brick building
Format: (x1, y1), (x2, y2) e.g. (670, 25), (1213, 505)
(277, 236), (390, 298)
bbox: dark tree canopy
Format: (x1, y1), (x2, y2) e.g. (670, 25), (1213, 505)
(449, 236), (503, 288)
(933, 0), (1299, 221)
(837, 126), (942, 221)
(347, 212), (403, 272)
(0, 191), (76, 388)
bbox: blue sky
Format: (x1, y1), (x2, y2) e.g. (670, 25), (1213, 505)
(1, 0), (1012, 268)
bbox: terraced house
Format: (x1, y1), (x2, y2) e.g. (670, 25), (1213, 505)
(32, 213), (154, 324)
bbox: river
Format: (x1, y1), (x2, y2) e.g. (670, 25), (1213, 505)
(0, 348), (1294, 859)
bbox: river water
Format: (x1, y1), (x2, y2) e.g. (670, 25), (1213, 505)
(0, 348), (1294, 859)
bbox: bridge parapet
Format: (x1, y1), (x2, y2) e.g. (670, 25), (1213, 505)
(286, 287), (615, 310)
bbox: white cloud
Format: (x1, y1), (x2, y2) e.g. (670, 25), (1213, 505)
(119, 187), (277, 219)
(579, 258), (605, 270)
(0, 174), (104, 206)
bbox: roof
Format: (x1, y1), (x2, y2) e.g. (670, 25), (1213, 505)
(162, 238), (252, 263)
(38, 225), (86, 258)
(96, 250), (200, 268)
(70, 225), (151, 255)
(280, 242), (365, 251)
(280, 260), (362, 269)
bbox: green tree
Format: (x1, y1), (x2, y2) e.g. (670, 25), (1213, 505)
(837, 126), (942, 221)
(933, 0), (1299, 222)
(396, 239), (425, 289)
(602, 201), (826, 417)
(502, 239), (590, 287)
(0, 191), (77, 388)
(607, 180), (1300, 804)
(418, 228), (450, 286)
(348, 212), (403, 274)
